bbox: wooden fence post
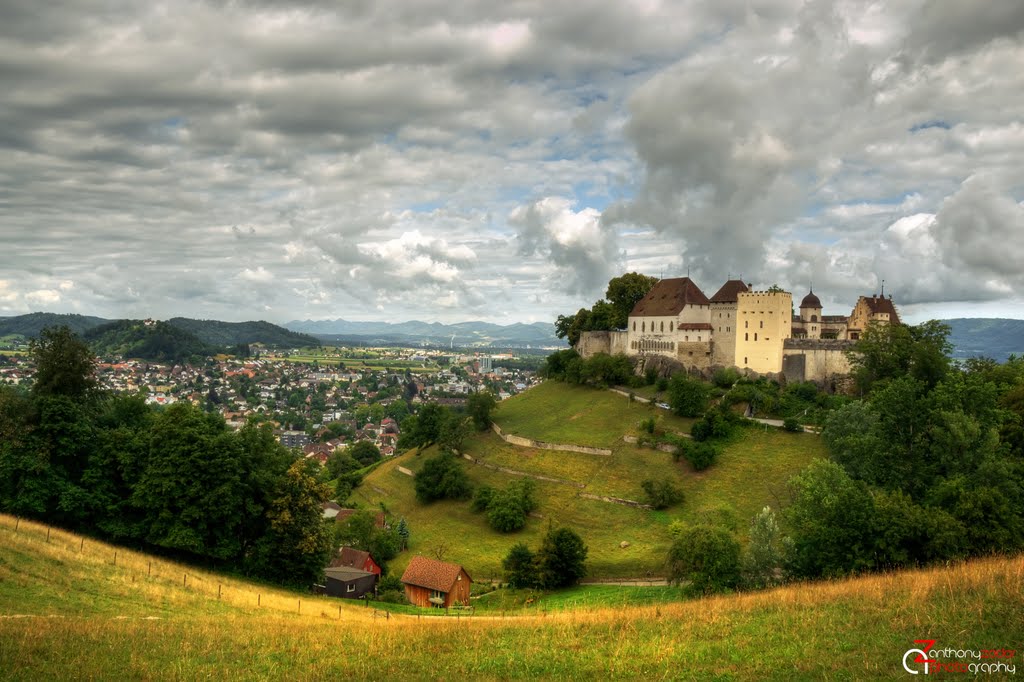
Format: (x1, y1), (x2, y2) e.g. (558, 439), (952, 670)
(80, 537), (84, 552)
(148, 561), (151, 577)
(46, 527), (50, 542)
(113, 551), (117, 567)
(183, 573), (187, 588)
(218, 584), (222, 600)
(14, 517), (19, 533)
(298, 599), (301, 615)
(258, 594), (261, 607)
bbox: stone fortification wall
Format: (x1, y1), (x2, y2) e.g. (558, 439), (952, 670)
(675, 341), (713, 371)
(576, 330), (627, 358)
(490, 423), (613, 456)
(782, 339), (856, 384)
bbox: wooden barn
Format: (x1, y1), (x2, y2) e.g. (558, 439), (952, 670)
(400, 556), (472, 608)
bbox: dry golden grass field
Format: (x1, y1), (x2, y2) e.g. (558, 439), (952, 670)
(2, 513), (1021, 680)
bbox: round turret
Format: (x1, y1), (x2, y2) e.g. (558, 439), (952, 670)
(800, 290), (822, 309)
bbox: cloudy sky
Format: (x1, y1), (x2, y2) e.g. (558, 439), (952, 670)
(3, 0), (1023, 326)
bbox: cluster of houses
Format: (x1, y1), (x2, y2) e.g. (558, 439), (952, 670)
(1, 348), (538, 441)
(320, 503), (472, 608)
(322, 549), (473, 608)
(297, 417), (403, 462)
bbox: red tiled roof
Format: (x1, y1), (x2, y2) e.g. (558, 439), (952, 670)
(709, 279), (750, 303)
(678, 323), (713, 331)
(630, 278), (710, 316)
(330, 547), (372, 569)
(400, 556), (471, 593)
(863, 295), (901, 324)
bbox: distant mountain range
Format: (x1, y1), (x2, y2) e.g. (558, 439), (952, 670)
(944, 318), (1024, 363)
(284, 318), (563, 348)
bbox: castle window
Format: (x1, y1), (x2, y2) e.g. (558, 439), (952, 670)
(685, 336), (689, 342)
(726, 327), (730, 332)
(745, 333), (748, 341)
(633, 321), (636, 331)
(754, 333), (758, 341)
(671, 342), (675, 350)
(745, 321), (748, 329)
(660, 321), (664, 332)
(642, 322), (645, 332)
(670, 322), (674, 331)
(760, 321), (763, 329)
(744, 357), (748, 365)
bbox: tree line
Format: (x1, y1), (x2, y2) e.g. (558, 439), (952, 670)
(0, 327), (332, 587)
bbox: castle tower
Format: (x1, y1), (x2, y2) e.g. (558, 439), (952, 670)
(734, 289), (793, 373)
(709, 279), (750, 367)
(798, 289), (823, 340)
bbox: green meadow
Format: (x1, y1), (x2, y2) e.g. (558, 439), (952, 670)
(357, 381), (825, 580)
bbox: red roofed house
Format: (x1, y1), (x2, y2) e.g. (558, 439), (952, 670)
(330, 546), (382, 576)
(400, 556), (472, 608)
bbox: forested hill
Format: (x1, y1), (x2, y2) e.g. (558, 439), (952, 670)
(0, 312), (107, 336)
(83, 320), (214, 364)
(166, 317), (320, 347)
(0, 313), (319, 349)
(944, 318), (1024, 362)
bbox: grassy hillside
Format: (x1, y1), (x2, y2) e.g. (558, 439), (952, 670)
(2, 514), (1021, 680)
(357, 382), (825, 579)
(492, 381), (695, 447)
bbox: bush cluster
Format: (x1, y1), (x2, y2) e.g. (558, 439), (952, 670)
(473, 480), (537, 532)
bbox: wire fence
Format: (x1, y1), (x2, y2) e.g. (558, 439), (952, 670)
(0, 514), (397, 624)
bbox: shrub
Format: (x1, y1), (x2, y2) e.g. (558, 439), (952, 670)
(641, 478), (684, 510)
(640, 417), (656, 435)
(782, 417), (802, 432)
(466, 391), (497, 431)
(667, 525), (741, 594)
(377, 574), (403, 593)
(487, 492), (528, 532)
(712, 367), (741, 388)
(414, 452), (472, 503)
(535, 527), (588, 589)
(668, 374), (710, 417)
(472, 485), (495, 513)
(478, 479), (537, 532)
(655, 376), (669, 392)
(502, 543), (537, 589)
(690, 406), (738, 442)
(349, 440), (382, 467)
(682, 441), (719, 471)
(742, 506), (784, 589)
(376, 588), (408, 604)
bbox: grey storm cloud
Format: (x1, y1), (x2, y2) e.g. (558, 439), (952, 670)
(1, 0), (1023, 324)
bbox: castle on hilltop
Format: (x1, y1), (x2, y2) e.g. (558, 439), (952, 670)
(576, 278), (901, 385)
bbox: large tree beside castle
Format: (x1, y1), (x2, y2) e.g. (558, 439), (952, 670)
(555, 273), (658, 345)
